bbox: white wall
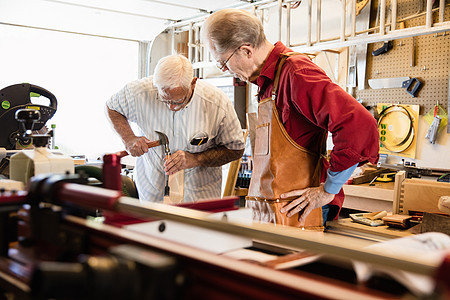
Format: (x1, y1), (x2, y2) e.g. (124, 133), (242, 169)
(0, 25), (139, 160)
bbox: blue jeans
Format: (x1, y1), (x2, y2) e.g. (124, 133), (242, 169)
(322, 204), (330, 226)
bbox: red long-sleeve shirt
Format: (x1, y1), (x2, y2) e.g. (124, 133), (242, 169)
(254, 42), (379, 209)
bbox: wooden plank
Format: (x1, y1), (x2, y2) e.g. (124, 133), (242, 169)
(402, 180), (450, 214)
(223, 158), (242, 197)
(405, 178), (448, 186)
(392, 171), (406, 214)
(343, 182), (394, 201)
(327, 218), (413, 241)
(223, 130), (248, 197)
(350, 169), (383, 185)
(233, 188), (248, 197)
(343, 195), (393, 212)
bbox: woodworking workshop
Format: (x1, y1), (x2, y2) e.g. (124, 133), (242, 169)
(1, 0), (450, 299)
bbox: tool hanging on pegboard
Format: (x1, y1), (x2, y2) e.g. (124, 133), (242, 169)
(425, 102), (441, 144)
(377, 103), (420, 159)
(368, 77), (423, 97)
(372, 40), (393, 56)
(424, 101), (448, 143)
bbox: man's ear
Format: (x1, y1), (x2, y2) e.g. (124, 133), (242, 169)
(191, 77), (198, 87)
(240, 44), (253, 58)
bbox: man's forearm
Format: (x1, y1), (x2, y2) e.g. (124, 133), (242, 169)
(106, 107), (135, 143)
(193, 146), (244, 167)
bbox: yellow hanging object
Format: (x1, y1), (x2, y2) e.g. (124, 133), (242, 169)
(424, 104), (447, 132)
(375, 172), (396, 182)
(377, 103), (420, 159)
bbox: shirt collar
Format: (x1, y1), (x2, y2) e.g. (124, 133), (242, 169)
(255, 41), (290, 87)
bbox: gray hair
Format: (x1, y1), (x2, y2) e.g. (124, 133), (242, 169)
(153, 54), (193, 91)
(202, 9), (266, 55)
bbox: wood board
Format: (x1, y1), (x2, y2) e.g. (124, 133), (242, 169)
(401, 179), (450, 214)
(327, 218), (412, 242)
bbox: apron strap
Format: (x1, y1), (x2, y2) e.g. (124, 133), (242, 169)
(271, 52), (327, 184)
(312, 130), (328, 184)
(271, 52), (306, 99)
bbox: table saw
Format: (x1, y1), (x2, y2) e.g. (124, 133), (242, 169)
(0, 153), (448, 299)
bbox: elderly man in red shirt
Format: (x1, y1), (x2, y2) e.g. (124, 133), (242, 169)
(202, 9), (379, 228)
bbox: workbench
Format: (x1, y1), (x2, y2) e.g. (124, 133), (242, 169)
(326, 217), (413, 242)
(0, 180), (448, 300)
(343, 171), (450, 216)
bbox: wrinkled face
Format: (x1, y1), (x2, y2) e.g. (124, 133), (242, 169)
(158, 84), (194, 112)
(213, 45), (254, 82)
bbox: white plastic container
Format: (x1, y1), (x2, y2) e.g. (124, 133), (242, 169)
(10, 147), (74, 184)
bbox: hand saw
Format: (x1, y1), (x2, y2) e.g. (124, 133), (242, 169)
(368, 77), (423, 97)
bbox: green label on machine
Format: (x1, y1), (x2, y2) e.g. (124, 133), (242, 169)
(1, 100), (10, 110)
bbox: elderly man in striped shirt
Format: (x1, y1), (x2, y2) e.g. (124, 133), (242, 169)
(106, 54), (245, 203)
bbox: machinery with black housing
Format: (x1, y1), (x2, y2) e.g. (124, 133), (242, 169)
(0, 83), (57, 150)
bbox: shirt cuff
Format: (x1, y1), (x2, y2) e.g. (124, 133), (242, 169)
(323, 163), (358, 194)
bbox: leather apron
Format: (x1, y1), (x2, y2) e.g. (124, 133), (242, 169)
(246, 53), (326, 230)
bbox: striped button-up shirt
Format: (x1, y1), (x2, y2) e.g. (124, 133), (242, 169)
(107, 77), (244, 202)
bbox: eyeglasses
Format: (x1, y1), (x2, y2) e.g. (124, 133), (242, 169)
(157, 93), (189, 106)
(216, 46), (241, 72)
(157, 85), (194, 111)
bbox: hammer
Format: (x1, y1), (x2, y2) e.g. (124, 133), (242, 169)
(155, 130), (171, 160)
(116, 131), (172, 197)
(155, 130), (171, 197)
(116, 131), (170, 159)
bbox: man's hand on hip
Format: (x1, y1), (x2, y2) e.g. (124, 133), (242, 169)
(280, 185), (334, 224)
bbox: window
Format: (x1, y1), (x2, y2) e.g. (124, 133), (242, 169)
(0, 25), (139, 160)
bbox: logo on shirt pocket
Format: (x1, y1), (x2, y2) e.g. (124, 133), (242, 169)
(189, 132), (209, 146)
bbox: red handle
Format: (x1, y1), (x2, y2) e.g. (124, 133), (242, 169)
(116, 150), (128, 158)
(146, 140), (161, 148)
(116, 140), (161, 158)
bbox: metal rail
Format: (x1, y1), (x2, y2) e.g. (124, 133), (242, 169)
(115, 195), (441, 277)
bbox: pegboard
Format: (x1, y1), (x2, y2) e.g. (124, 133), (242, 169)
(356, 0), (450, 114)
